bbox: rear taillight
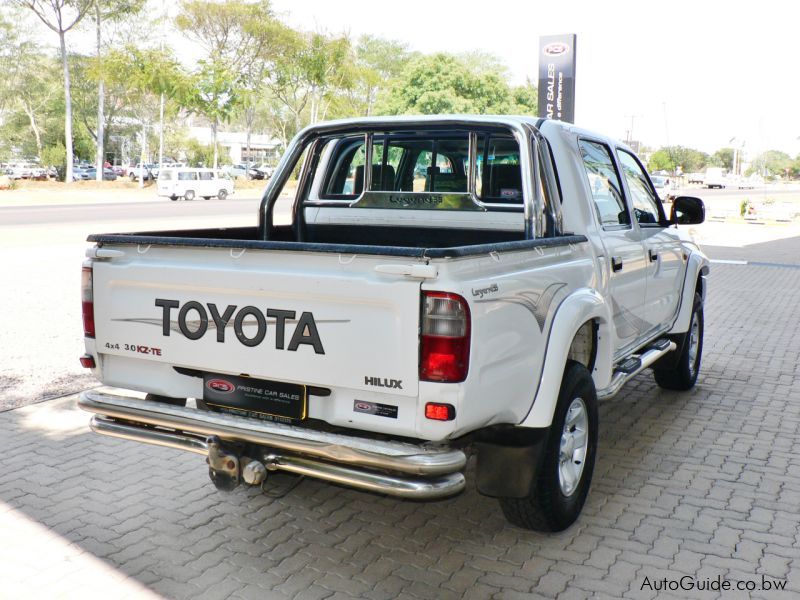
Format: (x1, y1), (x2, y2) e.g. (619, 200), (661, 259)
(81, 265), (95, 338)
(420, 292), (470, 382)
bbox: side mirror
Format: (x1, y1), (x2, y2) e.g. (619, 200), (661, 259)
(670, 196), (705, 225)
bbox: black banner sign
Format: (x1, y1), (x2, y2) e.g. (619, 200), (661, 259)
(203, 373), (307, 422)
(537, 34), (577, 123)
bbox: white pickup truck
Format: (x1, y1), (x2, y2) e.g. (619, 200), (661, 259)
(78, 116), (708, 531)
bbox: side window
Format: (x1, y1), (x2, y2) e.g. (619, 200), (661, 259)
(321, 139), (365, 198)
(477, 135), (522, 203)
(178, 171), (197, 181)
(412, 150), (433, 192)
(369, 140), (404, 191)
(578, 140), (630, 227)
(617, 150), (662, 225)
(198, 171), (214, 181)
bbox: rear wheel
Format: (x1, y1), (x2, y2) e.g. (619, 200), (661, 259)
(654, 293), (703, 390)
(184, 189), (195, 201)
(499, 361), (598, 531)
(217, 189), (228, 200)
(169, 195), (177, 201)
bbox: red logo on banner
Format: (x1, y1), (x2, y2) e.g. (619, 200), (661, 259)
(543, 42), (569, 57)
(206, 379), (236, 393)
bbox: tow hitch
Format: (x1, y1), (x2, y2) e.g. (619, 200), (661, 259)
(206, 436), (285, 493)
(206, 436), (241, 491)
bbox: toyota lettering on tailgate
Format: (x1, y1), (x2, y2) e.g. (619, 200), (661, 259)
(154, 299), (326, 354)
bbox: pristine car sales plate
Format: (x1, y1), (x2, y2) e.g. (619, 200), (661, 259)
(203, 373), (307, 422)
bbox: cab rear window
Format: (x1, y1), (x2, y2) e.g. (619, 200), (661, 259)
(313, 130), (522, 205)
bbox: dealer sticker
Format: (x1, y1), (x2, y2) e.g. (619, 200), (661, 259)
(353, 400), (398, 419)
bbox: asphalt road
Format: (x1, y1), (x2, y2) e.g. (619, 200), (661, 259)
(1, 196), (263, 227)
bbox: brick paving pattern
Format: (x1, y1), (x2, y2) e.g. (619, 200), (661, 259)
(2, 238), (800, 599)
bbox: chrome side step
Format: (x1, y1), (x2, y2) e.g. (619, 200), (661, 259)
(597, 339), (677, 400)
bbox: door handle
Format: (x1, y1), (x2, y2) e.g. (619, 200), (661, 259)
(649, 249), (659, 262)
(611, 256), (623, 272)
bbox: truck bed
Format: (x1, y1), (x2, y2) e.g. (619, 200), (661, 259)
(88, 226), (587, 259)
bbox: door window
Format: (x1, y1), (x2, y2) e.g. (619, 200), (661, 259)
(578, 140), (629, 227)
(617, 150), (662, 225)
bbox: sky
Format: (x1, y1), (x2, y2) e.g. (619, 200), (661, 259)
(271, 0), (800, 158)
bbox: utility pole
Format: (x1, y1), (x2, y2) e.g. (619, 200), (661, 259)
(624, 114), (643, 150)
(158, 0), (166, 171)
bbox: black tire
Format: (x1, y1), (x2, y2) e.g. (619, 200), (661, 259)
(654, 293), (703, 390)
(184, 189), (195, 201)
(129, 172), (136, 181)
(144, 393), (187, 407)
(202, 196), (211, 200)
(499, 361), (598, 531)
(217, 189), (228, 200)
(170, 195), (177, 201)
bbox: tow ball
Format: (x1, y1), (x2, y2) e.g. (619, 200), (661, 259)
(206, 436), (268, 491)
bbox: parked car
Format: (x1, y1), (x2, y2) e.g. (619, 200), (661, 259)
(253, 163), (274, 179)
(650, 175), (672, 199)
(8, 163), (33, 179)
(129, 163), (156, 181)
(85, 167), (118, 181)
(69, 167), (91, 181)
(156, 167), (234, 200)
(246, 165), (265, 180)
(223, 164), (250, 179)
(78, 115), (708, 532)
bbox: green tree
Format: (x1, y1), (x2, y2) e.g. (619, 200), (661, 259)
(177, 0), (281, 166)
(379, 53), (518, 115)
(648, 148), (675, 173)
(183, 59), (241, 169)
(510, 80), (538, 114)
(13, 0), (94, 183)
(648, 146), (708, 174)
(345, 35), (412, 116)
(710, 147), (734, 170)
(263, 27), (351, 143)
(104, 45), (186, 183)
(2, 22), (59, 158)
(747, 150), (793, 178)
(89, 0), (145, 179)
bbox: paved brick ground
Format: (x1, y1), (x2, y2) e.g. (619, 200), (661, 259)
(3, 238), (800, 599)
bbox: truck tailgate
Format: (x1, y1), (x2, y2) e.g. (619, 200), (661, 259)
(91, 245), (423, 397)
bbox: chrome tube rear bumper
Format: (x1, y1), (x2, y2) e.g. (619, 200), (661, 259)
(79, 390), (466, 499)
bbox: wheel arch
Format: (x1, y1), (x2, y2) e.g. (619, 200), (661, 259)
(518, 288), (612, 429)
(669, 253), (709, 335)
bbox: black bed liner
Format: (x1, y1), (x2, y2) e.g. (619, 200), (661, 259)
(88, 227), (587, 259)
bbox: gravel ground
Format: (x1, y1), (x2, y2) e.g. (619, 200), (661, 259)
(0, 214), (256, 411)
(1, 237), (95, 410)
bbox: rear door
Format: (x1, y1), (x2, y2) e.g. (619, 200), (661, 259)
(91, 246), (423, 397)
(578, 139), (650, 351)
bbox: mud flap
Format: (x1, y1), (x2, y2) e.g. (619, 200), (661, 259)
(475, 432), (548, 498)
